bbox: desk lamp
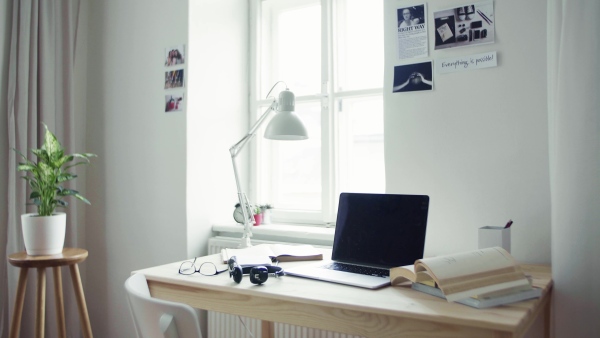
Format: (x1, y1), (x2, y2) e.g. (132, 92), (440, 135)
(230, 83), (308, 248)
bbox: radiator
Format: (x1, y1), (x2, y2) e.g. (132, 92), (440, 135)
(207, 237), (363, 338)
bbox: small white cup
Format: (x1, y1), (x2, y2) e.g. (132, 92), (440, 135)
(478, 226), (511, 253)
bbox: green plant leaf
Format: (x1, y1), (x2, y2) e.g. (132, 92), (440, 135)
(73, 193), (91, 205)
(31, 148), (50, 163)
(57, 173), (77, 182)
(30, 191), (40, 199)
(42, 124), (64, 159)
(56, 200), (68, 206)
(58, 188), (78, 196)
(17, 164), (36, 172)
(54, 155), (73, 168)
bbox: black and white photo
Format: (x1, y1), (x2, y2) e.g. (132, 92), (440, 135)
(393, 61), (433, 93)
(396, 4), (428, 60)
(434, 1), (495, 50)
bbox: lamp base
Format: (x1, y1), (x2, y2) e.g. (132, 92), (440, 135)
(239, 236), (252, 248)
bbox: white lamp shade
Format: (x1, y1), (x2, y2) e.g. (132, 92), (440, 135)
(264, 89), (308, 140)
(264, 111), (308, 140)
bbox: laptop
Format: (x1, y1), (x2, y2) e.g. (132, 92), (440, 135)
(285, 193), (429, 289)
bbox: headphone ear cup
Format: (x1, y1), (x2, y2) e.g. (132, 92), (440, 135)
(249, 266), (269, 285)
(228, 257), (243, 284)
(232, 266), (243, 283)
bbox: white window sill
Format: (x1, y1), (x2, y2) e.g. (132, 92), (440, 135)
(211, 223), (335, 246)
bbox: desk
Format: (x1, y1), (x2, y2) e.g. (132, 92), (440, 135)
(135, 253), (552, 338)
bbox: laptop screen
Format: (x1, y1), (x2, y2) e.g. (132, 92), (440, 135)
(331, 193), (429, 269)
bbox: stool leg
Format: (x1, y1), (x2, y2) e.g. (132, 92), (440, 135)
(69, 264), (93, 338)
(53, 266), (66, 338)
(36, 267), (46, 338)
(9, 268), (28, 338)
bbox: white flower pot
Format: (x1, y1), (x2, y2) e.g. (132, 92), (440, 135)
(21, 212), (66, 256)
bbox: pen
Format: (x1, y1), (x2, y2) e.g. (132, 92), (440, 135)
(504, 220), (513, 229)
(477, 10), (493, 25)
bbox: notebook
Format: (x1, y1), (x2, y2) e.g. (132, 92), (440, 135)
(285, 193), (429, 289)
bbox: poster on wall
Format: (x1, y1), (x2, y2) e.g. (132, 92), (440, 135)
(165, 45), (186, 66)
(397, 4), (428, 60)
(392, 61), (433, 93)
(165, 92), (184, 113)
(164, 69), (185, 89)
(433, 1), (495, 50)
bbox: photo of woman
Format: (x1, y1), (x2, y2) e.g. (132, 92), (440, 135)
(165, 45), (185, 66)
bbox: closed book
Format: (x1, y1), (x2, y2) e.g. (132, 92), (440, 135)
(411, 282), (542, 309)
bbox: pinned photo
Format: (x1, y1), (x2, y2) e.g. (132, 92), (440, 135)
(165, 45), (185, 66)
(165, 69), (184, 89)
(165, 93), (184, 113)
(433, 1), (495, 50)
(396, 4), (428, 60)
(393, 61), (433, 93)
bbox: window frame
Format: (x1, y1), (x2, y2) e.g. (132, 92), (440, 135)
(249, 0), (384, 225)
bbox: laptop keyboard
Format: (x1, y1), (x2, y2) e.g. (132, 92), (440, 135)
(321, 262), (389, 278)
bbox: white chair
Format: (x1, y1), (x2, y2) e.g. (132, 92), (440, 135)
(125, 273), (203, 338)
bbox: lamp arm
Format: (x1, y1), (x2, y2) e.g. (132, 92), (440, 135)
(229, 100), (277, 158)
(229, 100), (277, 248)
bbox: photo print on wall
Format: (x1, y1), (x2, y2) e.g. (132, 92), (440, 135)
(433, 1), (495, 50)
(397, 4), (429, 60)
(165, 92), (184, 113)
(165, 69), (185, 89)
(165, 45), (185, 66)
(393, 61), (433, 93)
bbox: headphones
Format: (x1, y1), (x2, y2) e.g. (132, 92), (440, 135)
(228, 256), (284, 285)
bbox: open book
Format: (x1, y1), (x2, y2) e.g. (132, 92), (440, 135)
(390, 247), (531, 302)
(221, 243), (323, 263)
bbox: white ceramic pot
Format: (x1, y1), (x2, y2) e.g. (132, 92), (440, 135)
(21, 212), (66, 256)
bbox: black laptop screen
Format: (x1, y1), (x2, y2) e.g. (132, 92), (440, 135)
(331, 193), (429, 268)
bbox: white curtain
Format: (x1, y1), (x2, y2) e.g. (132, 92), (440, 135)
(2, 1), (83, 337)
(548, 1), (600, 337)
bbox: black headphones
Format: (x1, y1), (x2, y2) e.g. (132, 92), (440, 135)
(228, 256), (284, 285)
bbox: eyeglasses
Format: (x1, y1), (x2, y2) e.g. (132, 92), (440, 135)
(179, 258), (228, 276)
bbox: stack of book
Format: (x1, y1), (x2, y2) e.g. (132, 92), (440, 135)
(390, 247), (542, 309)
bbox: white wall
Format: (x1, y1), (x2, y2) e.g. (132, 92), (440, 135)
(187, 1), (248, 336)
(84, 0), (247, 336)
(384, 0), (550, 264)
(187, 0), (248, 259)
(85, 1), (189, 337)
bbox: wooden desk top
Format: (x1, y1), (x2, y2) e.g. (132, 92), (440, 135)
(8, 248), (88, 268)
(135, 252), (552, 338)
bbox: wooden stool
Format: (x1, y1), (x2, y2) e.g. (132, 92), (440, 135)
(8, 248), (93, 338)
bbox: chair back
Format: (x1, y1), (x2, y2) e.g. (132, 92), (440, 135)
(125, 273), (203, 338)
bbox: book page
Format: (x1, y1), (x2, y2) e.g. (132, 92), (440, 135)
(416, 247), (518, 280)
(222, 244), (275, 262)
(416, 247), (529, 302)
(269, 244), (321, 258)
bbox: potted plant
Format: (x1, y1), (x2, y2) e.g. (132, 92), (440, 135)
(252, 205), (263, 226)
(259, 204), (273, 224)
(14, 124), (96, 255)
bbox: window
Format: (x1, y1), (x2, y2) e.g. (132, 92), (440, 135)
(251, 0), (384, 224)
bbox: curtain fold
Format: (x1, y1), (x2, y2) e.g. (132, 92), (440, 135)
(3, 1), (82, 337)
(549, 1), (600, 337)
